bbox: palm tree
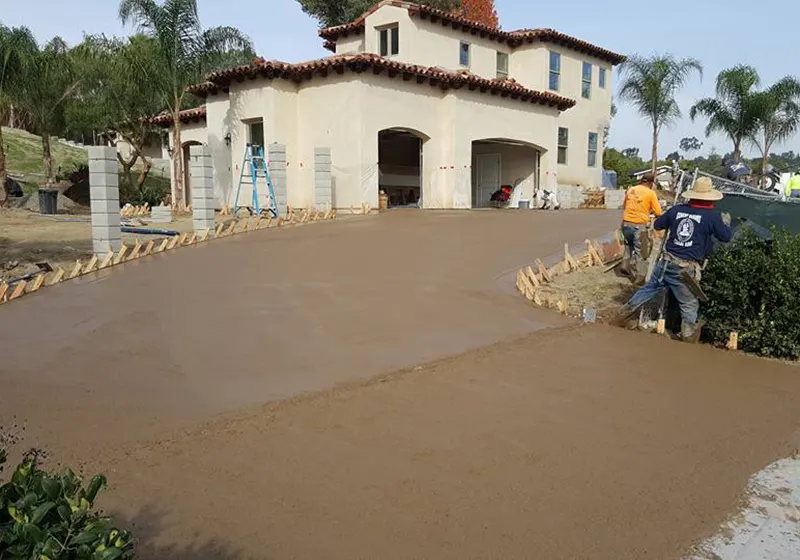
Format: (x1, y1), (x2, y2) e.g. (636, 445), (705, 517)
(15, 36), (78, 183)
(0, 24), (36, 205)
(689, 65), (762, 163)
(119, 0), (254, 211)
(618, 54), (703, 175)
(749, 77), (800, 187)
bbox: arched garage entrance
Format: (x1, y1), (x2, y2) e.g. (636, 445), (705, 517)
(378, 128), (429, 208)
(182, 140), (203, 208)
(472, 139), (542, 208)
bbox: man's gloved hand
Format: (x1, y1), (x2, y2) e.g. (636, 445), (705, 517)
(722, 212), (732, 226)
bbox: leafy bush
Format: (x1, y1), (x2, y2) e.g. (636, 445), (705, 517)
(702, 228), (800, 359)
(119, 174), (168, 207)
(0, 448), (134, 559)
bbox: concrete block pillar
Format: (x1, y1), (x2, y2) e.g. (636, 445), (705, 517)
(268, 143), (288, 217)
(88, 146), (121, 256)
(189, 145), (215, 232)
(314, 147), (332, 210)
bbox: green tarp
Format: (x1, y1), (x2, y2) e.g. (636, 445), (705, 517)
(717, 194), (800, 234)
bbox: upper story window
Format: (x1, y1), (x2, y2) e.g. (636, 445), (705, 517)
(549, 51), (561, 91)
(378, 25), (399, 57)
(245, 118), (264, 149)
(587, 132), (598, 167)
(557, 127), (569, 165)
(582, 62), (592, 99)
(599, 67), (607, 89)
(496, 52), (509, 79)
(459, 42), (471, 67)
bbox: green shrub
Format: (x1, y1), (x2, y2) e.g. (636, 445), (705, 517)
(0, 448), (134, 559)
(702, 228), (800, 359)
(119, 174), (168, 207)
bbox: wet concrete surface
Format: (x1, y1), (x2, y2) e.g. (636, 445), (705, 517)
(0, 210), (618, 457)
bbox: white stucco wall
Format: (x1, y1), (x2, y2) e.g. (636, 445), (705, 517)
(335, 35), (364, 54)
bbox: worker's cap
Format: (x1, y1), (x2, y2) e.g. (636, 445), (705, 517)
(642, 171), (656, 183)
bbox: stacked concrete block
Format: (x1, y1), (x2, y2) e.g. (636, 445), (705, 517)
(88, 146), (121, 256)
(605, 189), (626, 210)
(268, 143), (288, 217)
(314, 147), (332, 210)
(189, 145), (215, 232)
(557, 185), (587, 209)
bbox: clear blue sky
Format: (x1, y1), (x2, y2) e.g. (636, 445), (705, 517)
(4, 0), (799, 157)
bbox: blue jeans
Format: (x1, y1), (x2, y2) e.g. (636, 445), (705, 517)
(625, 261), (700, 326)
(621, 225), (644, 260)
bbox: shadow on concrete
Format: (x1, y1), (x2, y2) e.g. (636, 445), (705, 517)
(112, 505), (251, 560)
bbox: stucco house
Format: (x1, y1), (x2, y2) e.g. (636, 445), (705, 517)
(155, 0), (625, 210)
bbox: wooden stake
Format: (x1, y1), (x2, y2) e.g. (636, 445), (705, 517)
(525, 266), (540, 288)
(143, 240), (155, 256)
(82, 255), (99, 274)
(536, 259), (551, 283)
(0, 281), (8, 302)
(727, 332), (739, 351)
(200, 228), (210, 242)
(564, 243), (579, 272)
(239, 219), (249, 234)
(533, 290), (543, 306)
(156, 238), (169, 253)
(586, 239), (604, 266)
(264, 217), (272, 229)
(214, 223), (225, 238)
(557, 300), (567, 314)
(129, 239), (142, 259)
(69, 260), (83, 279)
(167, 236), (180, 250)
(30, 274), (46, 292)
(254, 217), (262, 230)
(113, 245), (129, 264)
(225, 221), (237, 235)
(48, 268), (65, 286)
(656, 319), (666, 335)
(516, 269), (525, 294)
(99, 251), (115, 269)
(177, 232), (188, 245)
(277, 216), (285, 227)
(9, 281), (26, 300)
(187, 232), (198, 245)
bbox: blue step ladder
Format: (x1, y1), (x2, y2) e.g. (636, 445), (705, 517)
(233, 144), (278, 217)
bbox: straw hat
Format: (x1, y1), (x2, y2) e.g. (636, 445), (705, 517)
(682, 177), (723, 201)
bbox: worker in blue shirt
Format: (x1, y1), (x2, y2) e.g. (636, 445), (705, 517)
(614, 177), (733, 342)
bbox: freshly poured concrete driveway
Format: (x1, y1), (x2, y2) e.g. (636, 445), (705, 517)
(0, 210), (617, 456)
(4, 210), (800, 559)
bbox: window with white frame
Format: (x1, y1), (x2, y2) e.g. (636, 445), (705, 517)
(496, 52), (509, 79)
(587, 132), (598, 167)
(599, 67), (607, 89)
(549, 51), (561, 91)
(557, 127), (569, 165)
(378, 25), (399, 57)
(459, 42), (471, 67)
(244, 118), (264, 148)
(582, 62), (592, 99)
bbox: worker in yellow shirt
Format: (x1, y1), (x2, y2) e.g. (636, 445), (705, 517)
(620, 172), (663, 279)
(784, 170), (800, 198)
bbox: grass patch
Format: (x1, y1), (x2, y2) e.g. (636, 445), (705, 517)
(3, 127), (87, 182)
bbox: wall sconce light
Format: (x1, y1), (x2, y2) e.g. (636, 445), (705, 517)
(167, 146), (174, 157)
(224, 133), (232, 147)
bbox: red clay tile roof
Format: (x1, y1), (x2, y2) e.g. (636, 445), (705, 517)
(318, 1), (625, 65)
(189, 53), (576, 111)
(151, 105), (207, 126)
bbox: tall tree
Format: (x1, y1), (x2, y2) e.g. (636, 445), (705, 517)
(689, 65), (761, 163)
(618, 54), (702, 175)
(458, 0), (499, 28)
(68, 34), (167, 198)
(15, 36), (78, 183)
(297, 0), (460, 28)
(118, 0), (253, 211)
(0, 24), (36, 205)
(749, 77), (800, 187)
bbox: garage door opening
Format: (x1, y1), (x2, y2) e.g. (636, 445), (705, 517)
(472, 139), (541, 208)
(378, 128), (426, 208)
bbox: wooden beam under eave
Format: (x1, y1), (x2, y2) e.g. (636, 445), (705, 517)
(416, 75), (426, 84)
(372, 66), (384, 75)
(402, 71), (412, 81)
(387, 68), (398, 78)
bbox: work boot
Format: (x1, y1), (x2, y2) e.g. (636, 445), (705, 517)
(681, 319), (705, 343)
(610, 305), (640, 329)
(619, 257), (631, 277)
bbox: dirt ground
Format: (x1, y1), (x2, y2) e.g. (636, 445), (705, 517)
(0, 208), (212, 282)
(535, 263), (637, 319)
(2, 209), (799, 559)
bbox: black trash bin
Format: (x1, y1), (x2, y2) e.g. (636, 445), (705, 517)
(38, 188), (58, 215)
